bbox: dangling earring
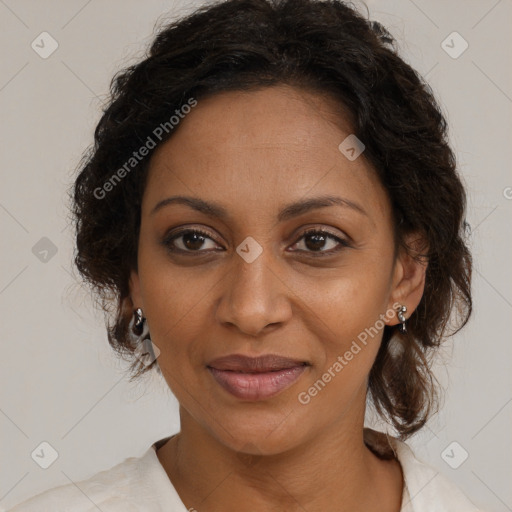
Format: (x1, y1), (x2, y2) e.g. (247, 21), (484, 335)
(397, 304), (407, 334)
(129, 308), (161, 371)
(133, 307), (144, 335)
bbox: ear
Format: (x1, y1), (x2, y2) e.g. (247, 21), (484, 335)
(128, 269), (143, 311)
(385, 232), (429, 327)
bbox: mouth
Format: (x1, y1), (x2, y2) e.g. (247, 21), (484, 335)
(207, 354), (310, 401)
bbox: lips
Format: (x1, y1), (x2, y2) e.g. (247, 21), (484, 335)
(207, 354), (309, 401)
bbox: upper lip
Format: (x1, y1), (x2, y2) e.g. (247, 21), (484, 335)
(207, 354), (309, 373)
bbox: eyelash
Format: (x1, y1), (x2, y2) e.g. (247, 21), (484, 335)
(162, 227), (351, 257)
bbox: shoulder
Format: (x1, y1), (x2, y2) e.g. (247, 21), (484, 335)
(6, 442), (181, 512)
(363, 428), (485, 511)
(7, 454), (142, 512)
(390, 437), (485, 512)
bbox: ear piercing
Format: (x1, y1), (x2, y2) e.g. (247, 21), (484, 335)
(133, 307), (144, 334)
(397, 304), (407, 334)
(396, 305), (407, 334)
(129, 308), (162, 374)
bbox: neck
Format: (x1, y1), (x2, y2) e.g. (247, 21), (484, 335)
(157, 405), (403, 512)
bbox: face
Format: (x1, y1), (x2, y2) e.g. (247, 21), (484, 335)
(129, 85), (425, 454)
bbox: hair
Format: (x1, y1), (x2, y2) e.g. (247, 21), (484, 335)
(71, 0), (472, 439)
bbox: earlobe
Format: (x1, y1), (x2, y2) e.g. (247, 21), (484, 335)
(386, 233), (429, 326)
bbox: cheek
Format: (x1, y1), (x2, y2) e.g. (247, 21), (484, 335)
(136, 243), (210, 368)
(295, 300), (389, 420)
(142, 282), (208, 363)
(301, 256), (393, 344)
(141, 279), (211, 406)
(295, 254), (394, 396)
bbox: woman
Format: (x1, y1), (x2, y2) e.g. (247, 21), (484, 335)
(9, 0), (482, 510)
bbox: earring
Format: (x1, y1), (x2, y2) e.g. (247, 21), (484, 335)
(133, 307), (144, 335)
(129, 308), (161, 371)
(397, 304), (407, 334)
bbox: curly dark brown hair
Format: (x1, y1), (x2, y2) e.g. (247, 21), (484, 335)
(71, 0), (472, 438)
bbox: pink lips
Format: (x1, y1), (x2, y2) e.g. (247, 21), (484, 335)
(207, 354), (308, 401)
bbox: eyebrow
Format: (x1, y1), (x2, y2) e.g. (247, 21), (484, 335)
(150, 194), (368, 222)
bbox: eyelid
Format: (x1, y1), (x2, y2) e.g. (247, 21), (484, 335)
(299, 226), (348, 242)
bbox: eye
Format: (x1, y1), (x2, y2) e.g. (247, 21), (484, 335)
(162, 227), (351, 256)
(289, 228), (350, 256)
(162, 228), (221, 253)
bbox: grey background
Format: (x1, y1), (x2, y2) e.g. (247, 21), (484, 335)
(1, 0), (510, 510)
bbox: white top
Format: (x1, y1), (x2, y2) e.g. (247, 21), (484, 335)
(7, 430), (484, 512)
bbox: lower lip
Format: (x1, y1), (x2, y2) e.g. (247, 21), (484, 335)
(208, 365), (307, 401)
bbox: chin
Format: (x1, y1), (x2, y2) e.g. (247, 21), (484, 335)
(204, 403), (312, 456)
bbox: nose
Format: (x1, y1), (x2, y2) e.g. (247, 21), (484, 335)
(215, 249), (292, 337)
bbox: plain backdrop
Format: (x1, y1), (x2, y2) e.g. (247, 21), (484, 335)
(1, 0), (511, 510)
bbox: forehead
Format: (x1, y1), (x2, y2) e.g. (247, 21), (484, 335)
(143, 85), (391, 226)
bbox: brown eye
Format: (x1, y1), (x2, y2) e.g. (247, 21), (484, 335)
(163, 229), (221, 253)
(290, 229), (350, 255)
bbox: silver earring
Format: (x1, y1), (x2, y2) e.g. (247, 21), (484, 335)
(133, 307), (144, 335)
(129, 308), (161, 371)
(397, 304), (407, 334)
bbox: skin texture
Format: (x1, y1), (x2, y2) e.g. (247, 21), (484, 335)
(128, 84), (428, 512)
